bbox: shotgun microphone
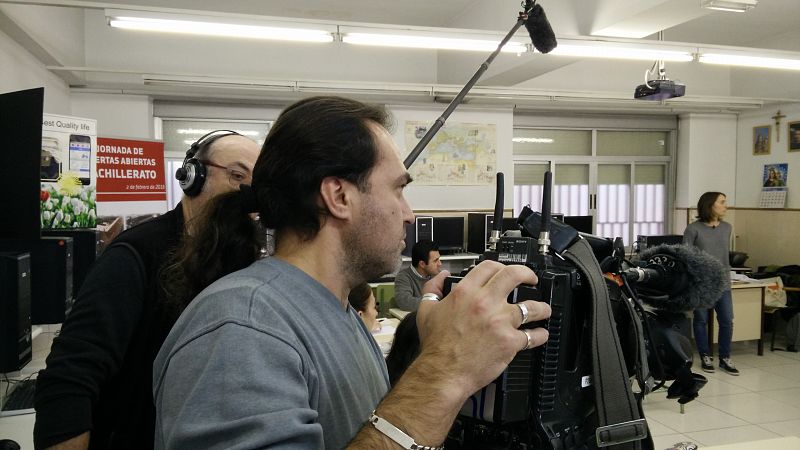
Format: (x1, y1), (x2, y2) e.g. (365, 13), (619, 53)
(626, 244), (727, 313)
(524, 3), (557, 54)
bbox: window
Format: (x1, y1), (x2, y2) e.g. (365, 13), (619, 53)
(513, 127), (672, 247)
(634, 165), (666, 237)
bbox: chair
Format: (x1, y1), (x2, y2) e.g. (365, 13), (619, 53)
(769, 287), (800, 352)
(373, 284), (396, 319)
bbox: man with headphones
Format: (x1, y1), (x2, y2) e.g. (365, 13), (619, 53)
(33, 131), (260, 450)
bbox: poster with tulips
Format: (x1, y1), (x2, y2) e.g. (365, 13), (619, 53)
(40, 114), (97, 229)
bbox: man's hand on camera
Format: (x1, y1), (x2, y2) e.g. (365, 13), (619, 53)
(415, 260), (551, 401)
(355, 261), (550, 448)
(421, 270), (450, 298)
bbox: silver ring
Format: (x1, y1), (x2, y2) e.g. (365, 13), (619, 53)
(516, 302), (529, 325)
(421, 293), (440, 302)
(521, 329), (532, 351)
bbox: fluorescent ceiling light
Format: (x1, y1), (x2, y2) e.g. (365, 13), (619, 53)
(547, 39), (694, 62)
(513, 137), (554, 143)
(701, 0), (758, 12)
(699, 51), (800, 70)
(177, 128), (260, 136)
(341, 27), (526, 53)
(106, 10), (334, 43)
(143, 74), (298, 91)
(298, 80), (436, 95)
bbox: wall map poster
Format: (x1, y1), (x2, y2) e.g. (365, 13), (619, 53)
(404, 121), (497, 185)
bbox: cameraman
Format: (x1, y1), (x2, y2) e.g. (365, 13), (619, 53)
(153, 96), (551, 449)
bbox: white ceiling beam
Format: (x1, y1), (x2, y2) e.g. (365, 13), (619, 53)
(0, 5), (85, 85)
(591, 0), (711, 38)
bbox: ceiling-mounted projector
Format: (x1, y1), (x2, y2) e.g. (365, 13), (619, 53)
(634, 79), (686, 100)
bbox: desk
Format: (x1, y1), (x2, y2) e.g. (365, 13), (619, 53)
(373, 318), (400, 357)
(400, 252), (481, 262)
(0, 326), (57, 450)
(400, 252), (480, 275)
(389, 308), (410, 320)
(707, 282), (767, 355)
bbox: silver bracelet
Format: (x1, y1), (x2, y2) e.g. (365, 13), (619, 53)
(368, 411), (444, 450)
(421, 293), (441, 302)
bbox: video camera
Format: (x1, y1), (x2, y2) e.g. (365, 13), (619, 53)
(440, 172), (723, 449)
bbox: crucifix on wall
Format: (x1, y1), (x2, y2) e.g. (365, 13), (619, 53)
(772, 110), (787, 142)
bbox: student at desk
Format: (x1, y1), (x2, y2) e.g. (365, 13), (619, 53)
(394, 240), (444, 311)
(348, 283), (381, 333)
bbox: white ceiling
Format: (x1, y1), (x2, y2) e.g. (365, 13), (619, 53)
(2, 0), (799, 113)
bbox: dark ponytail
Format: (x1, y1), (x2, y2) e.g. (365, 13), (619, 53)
(161, 189), (266, 320)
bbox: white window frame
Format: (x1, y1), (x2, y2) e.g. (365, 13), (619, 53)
(512, 126), (676, 249)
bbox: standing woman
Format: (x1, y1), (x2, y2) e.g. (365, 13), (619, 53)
(684, 192), (739, 375)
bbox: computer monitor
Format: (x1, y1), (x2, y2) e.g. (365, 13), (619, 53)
(501, 217), (519, 233)
(433, 217), (465, 254)
(636, 235), (683, 252)
(563, 215), (593, 234)
(1, 88), (43, 241)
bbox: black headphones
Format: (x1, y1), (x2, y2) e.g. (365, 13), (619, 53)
(175, 129), (242, 197)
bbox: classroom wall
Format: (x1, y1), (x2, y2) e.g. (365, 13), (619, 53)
(728, 102), (800, 268)
(674, 113), (738, 208)
(71, 93), (154, 139)
(735, 102), (800, 208)
(657, 107), (798, 270)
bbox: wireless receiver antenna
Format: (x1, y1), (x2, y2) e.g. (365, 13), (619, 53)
(538, 170), (552, 255)
(489, 172), (504, 251)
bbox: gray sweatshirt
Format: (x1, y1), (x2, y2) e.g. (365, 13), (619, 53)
(683, 220), (732, 289)
(393, 265), (428, 311)
(153, 258), (389, 449)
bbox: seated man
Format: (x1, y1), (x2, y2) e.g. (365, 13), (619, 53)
(394, 240), (442, 311)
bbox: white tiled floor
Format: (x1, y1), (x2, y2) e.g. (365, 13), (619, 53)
(646, 340), (800, 449)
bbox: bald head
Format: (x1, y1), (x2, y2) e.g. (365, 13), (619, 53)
(183, 134), (260, 217)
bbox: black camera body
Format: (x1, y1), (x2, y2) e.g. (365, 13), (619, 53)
(444, 235), (598, 449)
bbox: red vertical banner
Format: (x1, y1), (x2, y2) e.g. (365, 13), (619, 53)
(96, 137), (166, 202)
